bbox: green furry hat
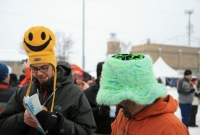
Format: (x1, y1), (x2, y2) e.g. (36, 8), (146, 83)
(96, 54), (167, 105)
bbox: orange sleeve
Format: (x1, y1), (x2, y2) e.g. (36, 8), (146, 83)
(111, 119), (117, 135)
(111, 109), (122, 135)
(19, 67), (31, 87)
(24, 67), (31, 82)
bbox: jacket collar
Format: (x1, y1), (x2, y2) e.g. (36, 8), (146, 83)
(0, 82), (10, 89)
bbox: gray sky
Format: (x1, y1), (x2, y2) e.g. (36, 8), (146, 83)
(0, 0), (200, 71)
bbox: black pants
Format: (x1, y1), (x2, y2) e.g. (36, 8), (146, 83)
(189, 105), (198, 126)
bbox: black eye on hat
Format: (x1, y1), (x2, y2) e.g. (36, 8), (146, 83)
(41, 32), (46, 40)
(28, 32), (33, 41)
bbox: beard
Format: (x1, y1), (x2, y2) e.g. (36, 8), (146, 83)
(121, 107), (132, 119)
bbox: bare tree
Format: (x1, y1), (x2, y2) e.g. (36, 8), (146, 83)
(120, 42), (132, 53)
(107, 41), (132, 55)
(55, 31), (74, 61)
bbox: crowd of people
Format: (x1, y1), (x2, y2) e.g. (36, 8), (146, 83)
(0, 25), (199, 135)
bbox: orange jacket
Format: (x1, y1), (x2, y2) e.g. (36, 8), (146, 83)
(111, 95), (189, 135)
(19, 67), (31, 87)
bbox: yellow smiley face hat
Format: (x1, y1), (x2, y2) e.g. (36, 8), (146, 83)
(23, 26), (57, 112)
(23, 26), (56, 68)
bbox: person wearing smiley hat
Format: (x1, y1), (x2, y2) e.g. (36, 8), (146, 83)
(0, 26), (96, 135)
(96, 54), (189, 135)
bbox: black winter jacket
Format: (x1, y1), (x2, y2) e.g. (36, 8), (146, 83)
(0, 82), (18, 102)
(0, 65), (96, 135)
(84, 80), (117, 134)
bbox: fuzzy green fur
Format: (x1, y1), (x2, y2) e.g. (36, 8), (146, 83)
(96, 54), (167, 105)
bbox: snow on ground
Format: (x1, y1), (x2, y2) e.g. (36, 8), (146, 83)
(166, 86), (200, 135)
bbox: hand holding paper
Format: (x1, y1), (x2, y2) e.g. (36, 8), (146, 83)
(24, 110), (38, 128)
(23, 94), (46, 135)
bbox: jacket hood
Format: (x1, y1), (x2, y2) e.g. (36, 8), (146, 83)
(34, 64), (74, 92)
(134, 95), (178, 120)
(56, 64), (74, 85)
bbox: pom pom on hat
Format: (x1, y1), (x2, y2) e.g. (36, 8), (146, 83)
(96, 54), (167, 105)
(0, 62), (9, 82)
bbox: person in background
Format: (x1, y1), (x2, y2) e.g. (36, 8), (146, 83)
(189, 78), (200, 127)
(177, 69), (195, 128)
(9, 73), (19, 87)
(19, 74), (25, 83)
(18, 59), (31, 88)
(96, 54), (189, 135)
(0, 26), (96, 135)
(157, 77), (162, 84)
(0, 62), (18, 102)
(83, 71), (93, 85)
(84, 62), (118, 135)
(74, 71), (90, 91)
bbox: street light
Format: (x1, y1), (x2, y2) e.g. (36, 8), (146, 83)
(185, 10), (193, 46)
(82, 0), (85, 69)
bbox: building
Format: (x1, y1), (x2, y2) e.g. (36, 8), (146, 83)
(130, 43), (200, 73)
(107, 33), (120, 55)
(0, 49), (28, 76)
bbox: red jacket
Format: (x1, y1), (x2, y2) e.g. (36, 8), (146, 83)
(111, 95), (189, 135)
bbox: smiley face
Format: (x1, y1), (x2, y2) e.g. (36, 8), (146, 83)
(24, 32), (52, 52)
(23, 26), (55, 52)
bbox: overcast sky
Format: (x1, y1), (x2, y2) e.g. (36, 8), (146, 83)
(0, 0), (200, 71)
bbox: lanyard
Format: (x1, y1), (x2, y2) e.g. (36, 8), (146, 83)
(37, 88), (57, 106)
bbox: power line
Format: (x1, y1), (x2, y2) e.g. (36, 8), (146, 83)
(0, 10), (175, 40)
(0, 10), (82, 27)
(0, 9), (199, 46)
(90, 0), (200, 17)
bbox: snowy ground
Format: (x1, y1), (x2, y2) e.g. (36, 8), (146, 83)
(167, 86), (200, 135)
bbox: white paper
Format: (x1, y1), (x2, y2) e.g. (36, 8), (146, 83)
(23, 94), (46, 135)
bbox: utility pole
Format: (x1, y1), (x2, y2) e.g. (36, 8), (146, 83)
(185, 10), (193, 46)
(82, 0), (85, 69)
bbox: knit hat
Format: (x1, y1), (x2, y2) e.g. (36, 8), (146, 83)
(23, 26), (56, 68)
(96, 62), (104, 77)
(0, 62), (9, 82)
(75, 71), (84, 79)
(23, 26), (57, 112)
(184, 69), (192, 76)
(96, 54), (167, 105)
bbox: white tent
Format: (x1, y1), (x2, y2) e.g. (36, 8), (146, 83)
(7, 66), (12, 74)
(153, 57), (178, 78)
